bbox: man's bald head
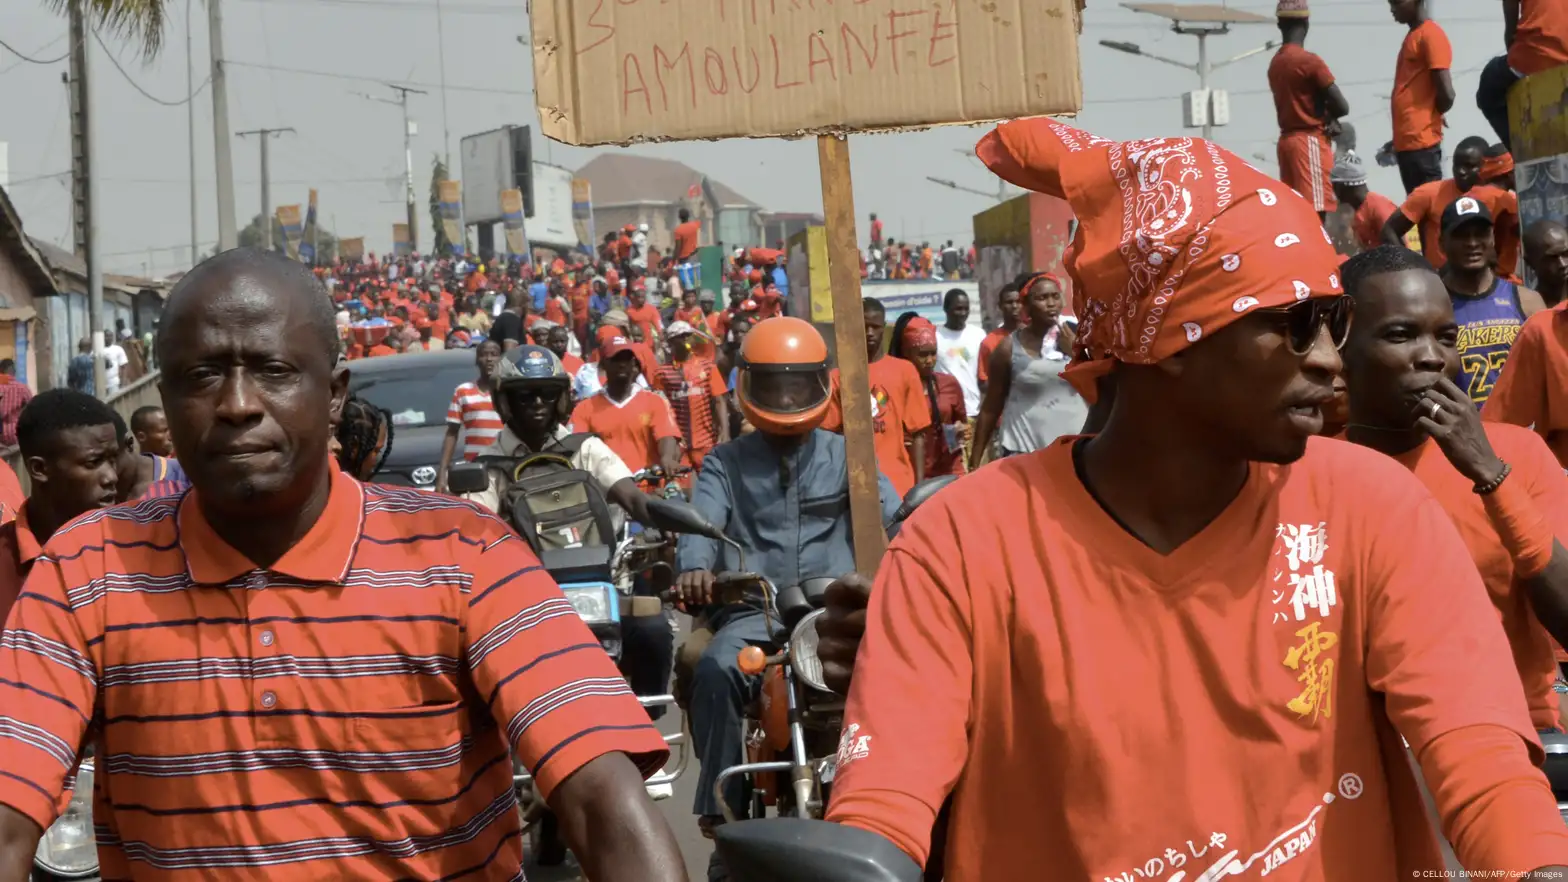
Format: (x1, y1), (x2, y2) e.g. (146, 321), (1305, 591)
(1525, 219), (1568, 260)
(159, 248), (337, 365)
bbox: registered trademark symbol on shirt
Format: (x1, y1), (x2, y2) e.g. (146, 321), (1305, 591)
(1337, 773), (1363, 800)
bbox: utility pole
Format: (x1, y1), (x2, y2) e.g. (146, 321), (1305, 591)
(363, 85), (426, 254)
(210, 0), (238, 250)
(66, 2), (106, 397)
(237, 128), (294, 250)
(435, 0), (452, 168)
(66, 7), (88, 257)
(186, 0), (199, 268)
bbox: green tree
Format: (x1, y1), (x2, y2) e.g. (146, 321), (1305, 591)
(237, 214), (340, 264)
(429, 155), (472, 256)
(46, 0), (170, 55)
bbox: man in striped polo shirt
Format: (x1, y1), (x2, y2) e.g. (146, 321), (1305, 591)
(0, 249), (685, 881)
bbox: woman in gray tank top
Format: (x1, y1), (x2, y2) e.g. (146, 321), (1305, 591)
(969, 273), (1089, 468)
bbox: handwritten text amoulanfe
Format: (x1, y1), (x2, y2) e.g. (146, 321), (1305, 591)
(574, 0), (963, 117)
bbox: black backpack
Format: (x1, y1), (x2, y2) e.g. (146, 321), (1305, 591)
(488, 434), (617, 554)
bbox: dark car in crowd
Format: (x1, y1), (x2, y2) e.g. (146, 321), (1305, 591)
(347, 348), (479, 489)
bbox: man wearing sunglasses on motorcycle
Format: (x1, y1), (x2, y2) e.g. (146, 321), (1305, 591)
(673, 316), (901, 882)
(818, 120), (1568, 881)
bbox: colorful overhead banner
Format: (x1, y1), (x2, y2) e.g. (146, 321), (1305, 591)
(501, 187), (529, 259)
(392, 223), (412, 257)
(300, 188), (319, 264)
(339, 237), (365, 261)
(571, 178), (594, 253)
(438, 179), (464, 256)
(276, 204), (303, 260)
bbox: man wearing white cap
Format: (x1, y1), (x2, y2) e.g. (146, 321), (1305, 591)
(1330, 151), (1400, 251)
(652, 320), (729, 471)
(1268, 0), (1350, 221)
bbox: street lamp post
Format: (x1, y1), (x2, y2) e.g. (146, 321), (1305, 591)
(1099, 35), (1277, 141)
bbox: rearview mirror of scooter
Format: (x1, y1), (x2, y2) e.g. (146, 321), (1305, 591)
(714, 818), (922, 882)
(446, 462), (489, 495)
(642, 497), (725, 540)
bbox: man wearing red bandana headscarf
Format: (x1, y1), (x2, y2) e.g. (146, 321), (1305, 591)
(823, 119), (1568, 880)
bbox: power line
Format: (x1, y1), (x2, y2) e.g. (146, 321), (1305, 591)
(0, 34), (71, 65)
(235, 0), (519, 15)
(226, 58), (525, 96)
(93, 29), (210, 106)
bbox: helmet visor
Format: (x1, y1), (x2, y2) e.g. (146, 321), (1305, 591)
(740, 369), (830, 415)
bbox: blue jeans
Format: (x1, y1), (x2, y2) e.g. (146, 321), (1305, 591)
(688, 605), (775, 819)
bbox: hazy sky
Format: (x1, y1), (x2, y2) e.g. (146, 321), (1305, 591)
(1, 0), (1503, 276)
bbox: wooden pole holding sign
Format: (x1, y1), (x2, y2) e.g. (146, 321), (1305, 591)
(817, 134), (887, 573)
(529, 0), (1086, 574)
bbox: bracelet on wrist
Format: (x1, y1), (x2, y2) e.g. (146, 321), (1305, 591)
(1474, 461), (1513, 495)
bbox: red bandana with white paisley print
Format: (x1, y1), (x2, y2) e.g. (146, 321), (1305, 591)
(976, 119), (1343, 399)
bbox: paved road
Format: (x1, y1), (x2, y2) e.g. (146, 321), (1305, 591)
(524, 686), (714, 880)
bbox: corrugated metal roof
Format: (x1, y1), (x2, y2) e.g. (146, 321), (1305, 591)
(575, 154), (760, 209)
(1122, 3), (1273, 23)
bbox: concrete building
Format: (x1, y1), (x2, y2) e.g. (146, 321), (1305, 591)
(0, 186), (59, 390)
(29, 238), (167, 391)
(575, 155), (766, 256)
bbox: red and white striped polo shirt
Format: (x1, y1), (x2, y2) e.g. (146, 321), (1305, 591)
(446, 381), (503, 460)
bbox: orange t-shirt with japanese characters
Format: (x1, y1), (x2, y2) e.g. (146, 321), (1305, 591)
(823, 355), (931, 497)
(828, 436), (1568, 879)
(1391, 426), (1567, 728)
(1391, 20), (1453, 152)
(1484, 301), (1568, 468)
(567, 388), (679, 474)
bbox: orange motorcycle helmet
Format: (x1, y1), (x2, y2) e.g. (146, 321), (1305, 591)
(735, 316), (832, 436)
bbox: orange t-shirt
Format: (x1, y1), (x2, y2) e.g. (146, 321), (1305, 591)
(673, 306), (705, 328)
(976, 328), (1009, 385)
(823, 356), (931, 497)
(571, 285), (591, 324)
(625, 303), (663, 343)
(1391, 20), (1453, 152)
(544, 297), (569, 327)
(1479, 185), (1523, 279)
(1391, 427), (1566, 730)
(561, 352), (586, 376)
(568, 387), (679, 474)
(1511, 0), (1568, 76)
(1353, 192), (1400, 250)
(827, 437), (1567, 878)
(367, 344), (396, 358)
(1483, 301), (1568, 468)
(673, 221), (701, 260)
(0, 460), (24, 525)
(1268, 43), (1335, 133)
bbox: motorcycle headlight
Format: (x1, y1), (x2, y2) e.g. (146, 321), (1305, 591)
(34, 762), (98, 878)
(789, 608), (831, 693)
(564, 584), (614, 625)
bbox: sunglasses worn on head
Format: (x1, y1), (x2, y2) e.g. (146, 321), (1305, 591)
(1257, 295), (1354, 356)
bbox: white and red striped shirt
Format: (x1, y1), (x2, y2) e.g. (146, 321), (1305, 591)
(446, 381), (503, 460)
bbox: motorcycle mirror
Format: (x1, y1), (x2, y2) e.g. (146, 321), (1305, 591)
(713, 818), (923, 882)
(641, 497), (725, 540)
(446, 462), (489, 495)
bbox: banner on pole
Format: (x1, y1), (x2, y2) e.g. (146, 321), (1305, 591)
(300, 188), (319, 264)
(501, 188), (529, 259)
(531, 0), (1084, 146)
(571, 178), (595, 252)
(392, 224), (412, 257)
(439, 179), (465, 256)
(277, 205), (303, 260)
(340, 237), (365, 261)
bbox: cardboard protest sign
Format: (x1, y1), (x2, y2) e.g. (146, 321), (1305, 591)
(532, 0), (1083, 146)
